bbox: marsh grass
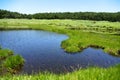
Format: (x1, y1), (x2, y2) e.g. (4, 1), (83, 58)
(60, 30), (120, 56)
(0, 19), (120, 80)
(0, 19), (120, 55)
(3, 55), (25, 74)
(0, 49), (13, 60)
(0, 64), (120, 80)
(0, 48), (25, 75)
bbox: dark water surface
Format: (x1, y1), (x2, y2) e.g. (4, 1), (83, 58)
(0, 30), (120, 74)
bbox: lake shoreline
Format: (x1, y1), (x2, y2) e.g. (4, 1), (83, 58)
(0, 19), (120, 56)
(0, 19), (120, 80)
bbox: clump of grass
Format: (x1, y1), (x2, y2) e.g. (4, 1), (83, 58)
(0, 48), (25, 75)
(3, 55), (25, 74)
(64, 46), (80, 53)
(0, 49), (13, 60)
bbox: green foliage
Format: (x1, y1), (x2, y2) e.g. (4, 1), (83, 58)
(0, 9), (28, 19)
(3, 55), (24, 71)
(0, 49), (13, 60)
(61, 39), (80, 53)
(0, 9), (120, 21)
(0, 48), (25, 75)
(65, 46), (80, 53)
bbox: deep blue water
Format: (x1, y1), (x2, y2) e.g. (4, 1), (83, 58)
(0, 30), (120, 74)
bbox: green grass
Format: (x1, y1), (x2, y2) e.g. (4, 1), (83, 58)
(0, 65), (120, 80)
(0, 19), (120, 80)
(0, 19), (119, 33)
(61, 31), (120, 55)
(3, 55), (25, 74)
(0, 48), (25, 75)
(0, 49), (13, 60)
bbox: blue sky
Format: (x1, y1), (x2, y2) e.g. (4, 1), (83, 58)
(0, 0), (120, 14)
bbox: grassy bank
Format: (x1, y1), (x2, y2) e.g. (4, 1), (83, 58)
(0, 19), (120, 55)
(1, 64), (120, 80)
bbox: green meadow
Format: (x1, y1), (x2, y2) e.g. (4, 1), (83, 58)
(0, 19), (120, 80)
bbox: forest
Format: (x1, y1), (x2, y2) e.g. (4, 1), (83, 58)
(0, 9), (120, 22)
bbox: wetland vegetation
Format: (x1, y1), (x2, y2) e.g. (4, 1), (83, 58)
(0, 10), (120, 80)
(0, 19), (120, 55)
(1, 30), (120, 75)
(0, 65), (120, 80)
(0, 47), (24, 75)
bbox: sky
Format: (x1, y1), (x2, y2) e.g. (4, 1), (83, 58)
(0, 0), (120, 14)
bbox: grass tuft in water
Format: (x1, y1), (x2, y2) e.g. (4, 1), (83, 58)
(0, 49), (13, 60)
(3, 55), (25, 74)
(0, 48), (25, 75)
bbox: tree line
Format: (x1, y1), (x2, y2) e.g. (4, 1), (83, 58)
(0, 9), (120, 22)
